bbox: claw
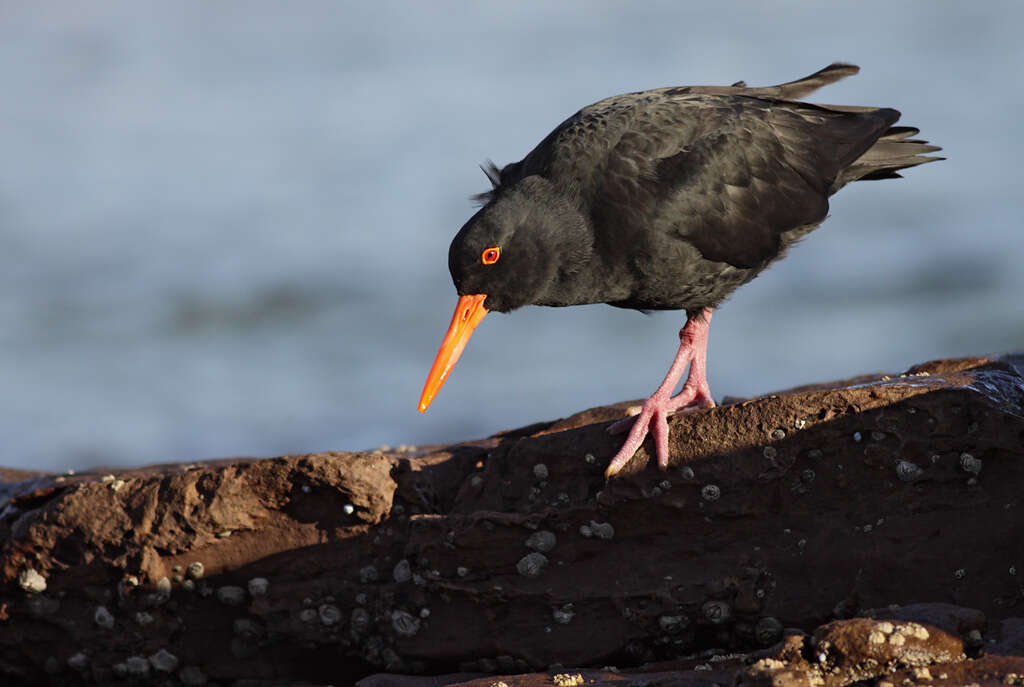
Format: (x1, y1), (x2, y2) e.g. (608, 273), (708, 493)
(603, 385), (713, 478)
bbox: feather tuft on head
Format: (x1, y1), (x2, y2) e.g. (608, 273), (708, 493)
(471, 160), (503, 205)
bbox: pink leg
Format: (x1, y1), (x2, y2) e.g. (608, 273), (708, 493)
(605, 309), (715, 478)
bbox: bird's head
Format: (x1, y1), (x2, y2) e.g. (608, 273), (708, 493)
(418, 175), (590, 412)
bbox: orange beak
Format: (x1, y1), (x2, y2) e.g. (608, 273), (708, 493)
(418, 294), (489, 412)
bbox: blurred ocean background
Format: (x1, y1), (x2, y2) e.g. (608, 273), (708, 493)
(1, 2), (1021, 473)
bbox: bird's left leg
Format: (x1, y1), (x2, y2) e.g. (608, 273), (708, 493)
(605, 308), (715, 477)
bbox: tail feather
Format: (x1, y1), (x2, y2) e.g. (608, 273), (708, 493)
(833, 125), (944, 192)
(720, 63), (944, 191)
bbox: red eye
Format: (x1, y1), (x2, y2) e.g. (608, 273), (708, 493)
(481, 247), (501, 265)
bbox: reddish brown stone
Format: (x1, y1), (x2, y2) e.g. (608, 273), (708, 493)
(1, 354), (1023, 686)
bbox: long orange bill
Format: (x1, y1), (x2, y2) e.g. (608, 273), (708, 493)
(418, 293), (489, 412)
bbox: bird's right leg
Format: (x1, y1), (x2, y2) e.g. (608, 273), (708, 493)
(605, 309), (715, 477)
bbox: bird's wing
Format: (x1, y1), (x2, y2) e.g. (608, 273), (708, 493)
(539, 93), (897, 269)
(478, 63), (864, 207)
(496, 63), (861, 181)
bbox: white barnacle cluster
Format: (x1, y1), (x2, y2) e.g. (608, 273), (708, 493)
(875, 620), (930, 647)
(525, 530), (557, 552)
(392, 559), (412, 583)
(701, 599), (731, 624)
(18, 568), (46, 594)
(390, 609), (421, 636)
(93, 606), (115, 629)
(350, 607), (371, 635)
(216, 585), (246, 606)
(895, 460), (923, 482)
(234, 618), (260, 638)
(247, 577), (269, 596)
(67, 652), (88, 670)
(552, 603), (575, 625)
(579, 521), (615, 539)
(754, 616), (782, 645)
(154, 576), (172, 601)
(148, 648), (179, 673)
(112, 649), (180, 677)
(959, 452), (982, 475)
(658, 614), (688, 634)
(319, 604), (342, 626)
(112, 656), (150, 678)
(516, 552), (548, 578)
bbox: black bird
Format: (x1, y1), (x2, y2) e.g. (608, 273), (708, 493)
(418, 63), (942, 477)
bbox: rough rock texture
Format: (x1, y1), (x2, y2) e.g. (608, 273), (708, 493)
(1, 354), (1023, 686)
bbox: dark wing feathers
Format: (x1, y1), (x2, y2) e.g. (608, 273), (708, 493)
(562, 95), (896, 269)
(478, 63), (867, 198)
(655, 106), (831, 267)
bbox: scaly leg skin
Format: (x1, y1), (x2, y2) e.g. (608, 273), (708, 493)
(605, 309), (715, 478)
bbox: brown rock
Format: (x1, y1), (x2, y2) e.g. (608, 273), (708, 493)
(810, 617), (963, 685)
(0, 354), (1023, 686)
(885, 654), (1024, 687)
(355, 673), (486, 687)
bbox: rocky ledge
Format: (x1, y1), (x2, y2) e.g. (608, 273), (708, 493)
(1, 355), (1023, 686)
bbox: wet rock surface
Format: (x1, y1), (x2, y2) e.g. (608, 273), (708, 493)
(1, 354), (1023, 686)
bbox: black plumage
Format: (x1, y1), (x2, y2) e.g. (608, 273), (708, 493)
(421, 63), (942, 476)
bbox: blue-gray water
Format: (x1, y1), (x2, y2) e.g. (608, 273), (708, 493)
(2, 2), (1021, 472)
